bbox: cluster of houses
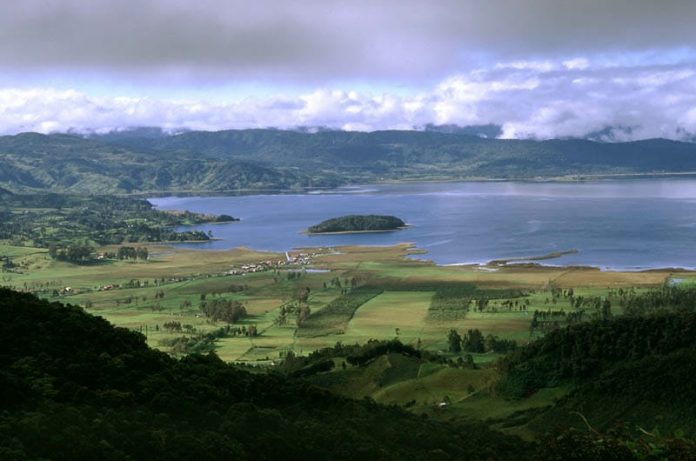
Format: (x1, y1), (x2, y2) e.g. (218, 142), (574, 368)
(226, 251), (318, 276)
(286, 252), (314, 265)
(227, 260), (284, 275)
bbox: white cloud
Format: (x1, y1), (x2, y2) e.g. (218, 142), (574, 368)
(2, 55), (696, 141)
(563, 58), (590, 70)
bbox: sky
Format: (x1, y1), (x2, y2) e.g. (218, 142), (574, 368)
(2, 0), (696, 140)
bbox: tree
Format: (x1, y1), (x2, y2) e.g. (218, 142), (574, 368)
(199, 299), (247, 324)
(297, 305), (311, 326)
(65, 243), (94, 263)
(447, 329), (462, 353)
(136, 247), (149, 260)
(296, 286), (311, 304)
(602, 298), (612, 320)
(464, 354), (476, 369)
(48, 243), (58, 259)
(117, 246), (137, 260)
(463, 329), (485, 353)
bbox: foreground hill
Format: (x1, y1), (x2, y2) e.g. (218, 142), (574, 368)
(0, 288), (527, 461)
(495, 305), (696, 438)
(2, 130), (696, 193)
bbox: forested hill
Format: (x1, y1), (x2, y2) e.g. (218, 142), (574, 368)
(2, 129), (696, 193)
(307, 215), (406, 233)
(0, 288), (528, 460)
(494, 287), (696, 447)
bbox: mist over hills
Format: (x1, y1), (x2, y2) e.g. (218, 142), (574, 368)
(2, 128), (696, 194)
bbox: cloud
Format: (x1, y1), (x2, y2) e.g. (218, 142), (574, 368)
(2, 1), (696, 82)
(2, 2), (696, 140)
(2, 55), (696, 140)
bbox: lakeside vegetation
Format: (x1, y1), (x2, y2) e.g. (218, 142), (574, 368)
(0, 190), (237, 262)
(307, 215), (406, 234)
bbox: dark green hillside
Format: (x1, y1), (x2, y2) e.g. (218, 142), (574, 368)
(0, 288), (529, 460)
(497, 311), (696, 399)
(103, 129), (696, 175)
(3, 129), (696, 194)
(524, 348), (696, 439)
(0, 132), (329, 194)
(0, 193), (232, 248)
(495, 286), (696, 438)
(307, 215), (406, 234)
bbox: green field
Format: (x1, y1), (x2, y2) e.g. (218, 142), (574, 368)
(344, 291), (434, 343)
(1, 240), (678, 366)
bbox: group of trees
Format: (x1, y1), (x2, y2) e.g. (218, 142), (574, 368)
(530, 309), (587, 334)
(48, 242), (94, 263)
(46, 243), (153, 264)
(307, 215), (405, 233)
(427, 284), (527, 321)
(497, 308), (696, 399)
(116, 245), (149, 260)
(199, 298), (248, 324)
(623, 284), (696, 315)
(448, 328), (517, 354)
(0, 192), (231, 251)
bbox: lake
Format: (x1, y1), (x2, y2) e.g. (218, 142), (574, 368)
(150, 179), (696, 270)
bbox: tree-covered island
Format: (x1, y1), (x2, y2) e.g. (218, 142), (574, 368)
(307, 215), (406, 234)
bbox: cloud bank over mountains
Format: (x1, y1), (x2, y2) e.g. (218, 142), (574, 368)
(4, 55), (696, 140)
(1, 1), (696, 139)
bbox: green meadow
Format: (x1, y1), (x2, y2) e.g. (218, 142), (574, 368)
(1, 240), (676, 365)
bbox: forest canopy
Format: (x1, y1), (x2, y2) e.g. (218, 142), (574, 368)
(307, 215), (406, 234)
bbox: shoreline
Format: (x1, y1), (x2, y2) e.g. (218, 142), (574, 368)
(143, 172), (696, 199)
(487, 249), (579, 266)
(154, 240), (696, 274)
(149, 178), (696, 273)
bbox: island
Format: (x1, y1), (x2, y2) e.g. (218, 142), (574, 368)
(214, 214), (240, 223)
(306, 215), (407, 234)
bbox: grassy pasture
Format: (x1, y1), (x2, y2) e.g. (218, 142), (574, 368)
(0, 241), (678, 363)
(343, 291), (434, 344)
(298, 287), (384, 337)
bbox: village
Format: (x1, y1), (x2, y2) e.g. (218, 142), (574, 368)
(226, 250), (315, 275)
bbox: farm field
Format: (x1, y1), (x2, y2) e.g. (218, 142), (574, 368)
(1, 240), (685, 364)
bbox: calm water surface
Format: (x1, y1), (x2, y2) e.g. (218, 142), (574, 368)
(150, 179), (696, 270)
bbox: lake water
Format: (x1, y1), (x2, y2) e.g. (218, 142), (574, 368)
(150, 179), (696, 270)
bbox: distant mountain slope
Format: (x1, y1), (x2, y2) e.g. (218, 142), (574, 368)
(2, 129), (696, 194)
(0, 132), (327, 194)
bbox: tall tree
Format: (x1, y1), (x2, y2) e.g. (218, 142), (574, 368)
(448, 329), (462, 353)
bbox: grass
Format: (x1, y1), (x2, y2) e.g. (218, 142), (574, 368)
(343, 291), (434, 345)
(0, 244), (48, 258)
(1, 241), (676, 362)
(298, 287), (384, 337)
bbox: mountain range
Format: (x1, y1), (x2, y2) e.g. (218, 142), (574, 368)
(2, 129), (696, 194)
